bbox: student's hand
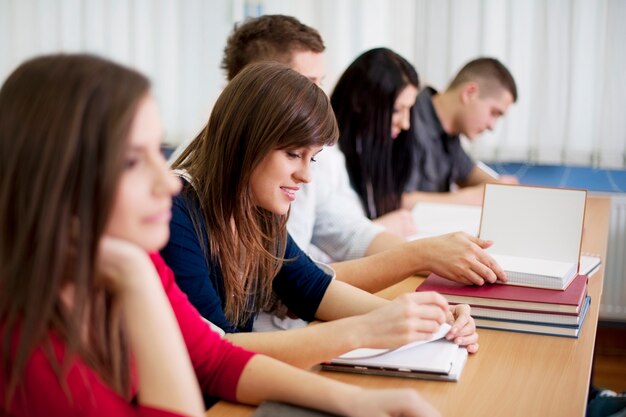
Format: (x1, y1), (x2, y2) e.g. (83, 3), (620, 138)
(357, 292), (449, 349)
(451, 185), (485, 205)
(499, 175), (519, 184)
(445, 304), (479, 353)
(421, 232), (507, 285)
(373, 208), (418, 238)
(346, 388), (441, 417)
(96, 235), (157, 294)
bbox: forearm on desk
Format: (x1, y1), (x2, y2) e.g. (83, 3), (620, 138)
(225, 282), (389, 368)
(225, 316), (366, 369)
(458, 165), (517, 187)
(332, 241), (432, 293)
(235, 355), (360, 415)
(315, 279), (388, 318)
(458, 165), (494, 187)
(364, 230), (405, 255)
(402, 188), (484, 207)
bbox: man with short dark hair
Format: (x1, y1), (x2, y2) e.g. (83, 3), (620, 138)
(404, 57), (519, 207)
(221, 14), (326, 85)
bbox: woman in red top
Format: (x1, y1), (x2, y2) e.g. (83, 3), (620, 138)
(0, 54), (439, 417)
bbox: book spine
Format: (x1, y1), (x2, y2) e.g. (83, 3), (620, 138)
(471, 308), (580, 325)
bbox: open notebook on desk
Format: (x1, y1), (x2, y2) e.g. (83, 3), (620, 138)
(407, 199), (601, 279)
(322, 324), (468, 381)
(480, 184), (587, 290)
(409, 202), (482, 240)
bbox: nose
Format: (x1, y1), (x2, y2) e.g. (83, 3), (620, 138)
(400, 109), (411, 131)
(166, 172), (183, 195)
(155, 156), (182, 196)
(294, 160), (312, 184)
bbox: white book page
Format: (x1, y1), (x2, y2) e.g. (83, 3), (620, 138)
(492, 254), (576, 279)
(338, 323), (451, 360)
(447, 347), (469, 380)
(332, 339), (459, 374)
(480, 185), (586, 264)
(408, 203), (482, 240)
(580, 255), (601, 277)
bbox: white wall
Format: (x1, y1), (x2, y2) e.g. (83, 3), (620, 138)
(1, 0), (625, 168)
(0, 0), (235, 145)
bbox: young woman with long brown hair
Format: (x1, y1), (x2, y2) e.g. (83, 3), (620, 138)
(0, 54), (441, 417)
(163, 61), (480, 370)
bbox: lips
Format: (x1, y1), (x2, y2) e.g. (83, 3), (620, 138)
(280, 186), (299, 202)
(144, 208), (172, 223)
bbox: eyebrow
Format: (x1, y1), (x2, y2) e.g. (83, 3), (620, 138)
(127, 145), (146, 153)
(127, 136), (164, 151)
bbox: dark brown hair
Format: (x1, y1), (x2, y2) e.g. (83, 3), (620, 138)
(448, 57), (518, 102)
(221, 14), (325, 81)
(173, 62), (337, 326)
(0, 54), (149, 405)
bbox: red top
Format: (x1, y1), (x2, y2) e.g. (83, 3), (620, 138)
(0, 253), (255, 417)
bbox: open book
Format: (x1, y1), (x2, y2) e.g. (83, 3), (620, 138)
(321, 324), (468, 381)
(409, 202), (482, 240)
(408, 200), (601, 278)
(479, 184), (587, 290)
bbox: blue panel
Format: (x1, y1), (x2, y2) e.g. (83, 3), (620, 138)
(486, 162), (626, 193)
(161, 144), (176, 160)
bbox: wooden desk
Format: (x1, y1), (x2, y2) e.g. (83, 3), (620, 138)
(207, 196), (610, 417)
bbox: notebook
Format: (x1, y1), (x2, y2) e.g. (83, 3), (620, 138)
(479, 184), (587, 290)
(580, 255), (602, 277)
(408, 199), (601, 282)
(322, 324), (468, 381)
(409, 202), (482, 240)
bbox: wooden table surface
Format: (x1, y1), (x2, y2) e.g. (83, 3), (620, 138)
(207, 196), (611, 417)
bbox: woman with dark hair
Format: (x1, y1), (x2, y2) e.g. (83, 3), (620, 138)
(163, 61), (479, 371)
(332, 48), (419, 226)
(0, 54), (440, 417)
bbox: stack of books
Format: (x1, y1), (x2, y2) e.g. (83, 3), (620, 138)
(417, 273), (591, 338)
(415, 184), (600, 338)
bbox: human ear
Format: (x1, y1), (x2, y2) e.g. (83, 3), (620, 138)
(461, 82), (479, 104)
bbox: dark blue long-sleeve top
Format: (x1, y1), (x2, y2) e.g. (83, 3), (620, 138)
(160, 181), (333, 333)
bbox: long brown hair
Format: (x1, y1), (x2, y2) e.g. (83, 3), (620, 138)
(173, 62), (338, 327)
(0, 54), (149, 405)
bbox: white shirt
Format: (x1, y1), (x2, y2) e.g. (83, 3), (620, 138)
(287, 145), (385, 261)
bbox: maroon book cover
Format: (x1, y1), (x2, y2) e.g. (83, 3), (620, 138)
(417, 273), (588, 314)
